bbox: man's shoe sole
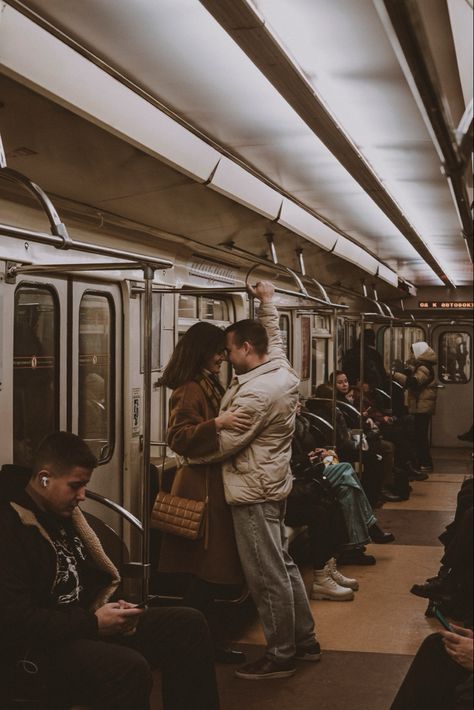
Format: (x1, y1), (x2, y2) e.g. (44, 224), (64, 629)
(235, 667), (296, 680)
(310, 592), (354, 601)
(295, 652), (322, 662)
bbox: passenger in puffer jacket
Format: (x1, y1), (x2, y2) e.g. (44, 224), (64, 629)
(393, 341), (438, 473)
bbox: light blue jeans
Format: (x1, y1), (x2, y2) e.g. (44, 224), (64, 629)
(323, 462), (376, 548)
(231, 500), (316, 662)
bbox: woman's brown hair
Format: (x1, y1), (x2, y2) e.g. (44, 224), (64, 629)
(159, 322), (226, 390)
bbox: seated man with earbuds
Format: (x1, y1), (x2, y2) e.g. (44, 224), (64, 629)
(0, 431), (219, 710)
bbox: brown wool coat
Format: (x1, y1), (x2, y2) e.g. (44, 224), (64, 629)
(158, 378), (243, 586)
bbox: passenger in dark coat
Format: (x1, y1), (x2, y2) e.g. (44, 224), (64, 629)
(0, 432), (219, 710)
(342, 329), (388, 389)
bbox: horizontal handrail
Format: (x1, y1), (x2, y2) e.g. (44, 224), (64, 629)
(86, 489), (143, 533)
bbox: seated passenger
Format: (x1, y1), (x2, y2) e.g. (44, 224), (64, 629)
(390, 628), (473, 710)
(0, 432), (219, 710)
(411, 478), (473, 624)
(310, 376), (384, 508)
(351, 380), (413, 499)
(286, 403), (394, 581)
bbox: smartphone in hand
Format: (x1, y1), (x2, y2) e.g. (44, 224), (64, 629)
(434, 606), (454, 632)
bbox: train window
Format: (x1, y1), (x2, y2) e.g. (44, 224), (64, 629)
(140, 292), (162, 371)
(383, 326), (425, 370)
(178, 295), (198, 319)
(312, 337), (329, 389)
(337, 318), (345, 368)
(13, 285), (59, 466)
(200, 297), (229, 321)
(78, 293), (114, 461)
(279, 314), (290, 359)
(438, 332), (471, 384)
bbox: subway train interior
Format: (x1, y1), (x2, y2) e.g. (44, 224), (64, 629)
(0, 0), (473, 708)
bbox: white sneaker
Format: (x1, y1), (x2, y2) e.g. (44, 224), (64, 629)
(310, 567), (355, 601)
(327, 557), (359, 591)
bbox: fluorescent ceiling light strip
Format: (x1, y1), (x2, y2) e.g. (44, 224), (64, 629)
(278, 199), (338, 252)
(208, 157), (283, 219)
(377, 262), (399, 287)
(0, 4), (220, 182)
(333, 237), (379, 275)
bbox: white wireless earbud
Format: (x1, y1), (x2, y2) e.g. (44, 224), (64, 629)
(41, 476), (49, 488)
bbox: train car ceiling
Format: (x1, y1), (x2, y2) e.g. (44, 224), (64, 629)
(0, 0), (472, 291)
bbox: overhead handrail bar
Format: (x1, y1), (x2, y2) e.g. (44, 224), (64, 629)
(86, 490), (143, 533)
(0, 223), (174, 271)
(245, 263), (346, 309)
(0, 139), (70, 244)
(309, 277), (331, 304)
(6, 261), (153, 280)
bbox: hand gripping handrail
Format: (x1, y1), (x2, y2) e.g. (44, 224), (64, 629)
(244, 263), (346, 308)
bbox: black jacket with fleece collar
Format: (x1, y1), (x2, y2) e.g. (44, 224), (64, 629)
(0, 465), (120, 661)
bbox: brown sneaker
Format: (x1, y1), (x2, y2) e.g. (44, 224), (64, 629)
(235, 656), (296, 680)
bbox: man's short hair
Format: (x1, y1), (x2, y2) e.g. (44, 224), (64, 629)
(225, 319), (269, 356)
(32, 431), (97, 476)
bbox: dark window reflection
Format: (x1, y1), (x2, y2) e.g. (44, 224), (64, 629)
(14, 286), (58, 466)
(78, 293), (114, 460)
(438, 332), (471, 384)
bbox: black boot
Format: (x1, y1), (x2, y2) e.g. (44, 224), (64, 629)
(368, 523), (395, 544)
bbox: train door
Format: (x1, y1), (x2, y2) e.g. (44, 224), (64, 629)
(431, 323), (473, 447)
(70, 281), (123, 529)
(9, 276), (68, 467)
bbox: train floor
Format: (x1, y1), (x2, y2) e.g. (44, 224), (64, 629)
(151, 447), (473, 710)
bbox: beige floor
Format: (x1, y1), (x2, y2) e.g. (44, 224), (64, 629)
(236, 466), (464, 656)
(384, 478), (459, 511)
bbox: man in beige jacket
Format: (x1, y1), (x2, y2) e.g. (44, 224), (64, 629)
(190, 281), (319, 680)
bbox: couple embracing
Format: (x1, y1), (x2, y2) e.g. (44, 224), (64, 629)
(159, 281), (320, 679)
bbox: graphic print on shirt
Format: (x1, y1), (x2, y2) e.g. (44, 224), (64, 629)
(51, 529), (86, 605)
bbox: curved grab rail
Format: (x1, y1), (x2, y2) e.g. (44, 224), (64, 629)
(244, 263), (345, 308)
(303, 411), (335, 433)
(86, 489), (143, 533)
(0, 165), (70, 244)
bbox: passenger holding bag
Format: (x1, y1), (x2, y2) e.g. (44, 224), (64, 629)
(156, 323), (251, 664)
(393, 340), (438, 473)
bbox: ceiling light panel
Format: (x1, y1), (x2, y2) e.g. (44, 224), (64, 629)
(278, 199), (338, 251)
(333, 237), (379, 275)
(208, 157), (283, 219)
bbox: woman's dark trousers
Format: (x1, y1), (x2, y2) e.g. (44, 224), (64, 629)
(414, 413), (433, 467)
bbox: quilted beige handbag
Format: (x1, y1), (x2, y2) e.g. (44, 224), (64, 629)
(151, 491), (206, 540)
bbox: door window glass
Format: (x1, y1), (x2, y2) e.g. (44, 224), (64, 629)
(200, 297), (229, 321)
(178, 295), (197, 319)
(78, 293), (114, 461)
(438, 332), (471, 383)
(279, 314), (290, 359)
(13, 285), (59, 466)
(383, 326), (425, 370)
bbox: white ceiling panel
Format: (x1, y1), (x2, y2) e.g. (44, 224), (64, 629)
(208, 157), (283, 220)
(2, 0), (471, 287)
(278, 199), (338, 252)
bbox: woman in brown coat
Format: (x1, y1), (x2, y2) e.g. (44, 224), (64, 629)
(158, 321), (250, 663)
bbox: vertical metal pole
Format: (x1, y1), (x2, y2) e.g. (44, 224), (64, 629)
(249, 296), (255, 319)
(388, 318), (394, 413)
(141, 264), (154, 602)
(358, 315), (365, 476)
(331, 309), (338, 448)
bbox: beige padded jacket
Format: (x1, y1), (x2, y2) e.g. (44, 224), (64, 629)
(190, 302), (299, 505)
(393, 345), (438, 415)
